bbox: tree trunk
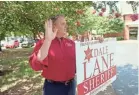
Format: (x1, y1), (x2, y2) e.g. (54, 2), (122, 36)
(0, 41), (2, 52)
(0, 46), (2, 52)
(32, 31), (37, 40)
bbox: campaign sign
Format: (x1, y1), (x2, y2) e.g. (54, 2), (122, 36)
(75, 38), (117, 95)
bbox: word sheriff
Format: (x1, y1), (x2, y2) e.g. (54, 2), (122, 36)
(78, 46), (116, 95)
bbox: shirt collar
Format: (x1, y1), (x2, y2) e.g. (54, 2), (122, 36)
(55, 37), (64, 41)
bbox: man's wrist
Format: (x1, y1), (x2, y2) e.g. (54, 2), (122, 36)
(44, 39), (52, 45)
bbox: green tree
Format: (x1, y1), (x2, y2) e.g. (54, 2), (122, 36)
(0, 1), (93, 51)
(0, 1), (21, 51)
(0, 1), (93, 37)
(0, 1), (124, 52)
(76, 6), (124, 35)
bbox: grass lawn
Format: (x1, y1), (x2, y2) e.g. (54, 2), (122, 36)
(0, 48), (44, 95)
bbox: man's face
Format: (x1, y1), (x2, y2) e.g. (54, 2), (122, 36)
(53, 16), (67, 36)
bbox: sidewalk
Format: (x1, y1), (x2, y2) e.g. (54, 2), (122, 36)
(97, 40), (138, 95)
(117, 40), (138, 44)
(115, 40), (138, 67)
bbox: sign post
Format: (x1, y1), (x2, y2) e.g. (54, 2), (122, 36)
(75, 38), (117, 95)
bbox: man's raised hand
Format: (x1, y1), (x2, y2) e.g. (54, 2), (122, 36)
(45, 20), (58, 41)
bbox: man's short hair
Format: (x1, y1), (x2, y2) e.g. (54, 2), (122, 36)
(49, 14), (65, 23)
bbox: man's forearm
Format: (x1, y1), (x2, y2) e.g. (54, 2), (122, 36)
(37, 40), (52, 61)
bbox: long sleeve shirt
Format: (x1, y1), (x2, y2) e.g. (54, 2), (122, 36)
(29, 37), (76, 81)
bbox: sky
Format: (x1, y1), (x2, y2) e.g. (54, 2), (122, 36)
(92, 1), (134, 15)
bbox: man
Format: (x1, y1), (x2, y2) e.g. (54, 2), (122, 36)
(29, 14), (103, 95)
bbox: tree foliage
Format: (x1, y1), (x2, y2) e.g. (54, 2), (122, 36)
(76, 7), (124, 35)
(0, 1), (93, 38)
(0, 1), (124, 39)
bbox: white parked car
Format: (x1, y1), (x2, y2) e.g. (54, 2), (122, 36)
(0, 40), (7, 47)
(21, 38), (35, 48)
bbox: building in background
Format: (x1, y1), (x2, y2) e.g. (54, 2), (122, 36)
(119, 1), (138, 40)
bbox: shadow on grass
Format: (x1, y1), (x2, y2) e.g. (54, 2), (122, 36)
(0, 70), (13, 76)
(0, 59), (36, 88)
(0, 48), (43, 95)
(1, 76), (43, 95)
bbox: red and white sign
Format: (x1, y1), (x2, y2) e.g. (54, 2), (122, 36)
(75, 38), (117, 95)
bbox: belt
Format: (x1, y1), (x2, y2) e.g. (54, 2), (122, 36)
(45, 78), (74, 85)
